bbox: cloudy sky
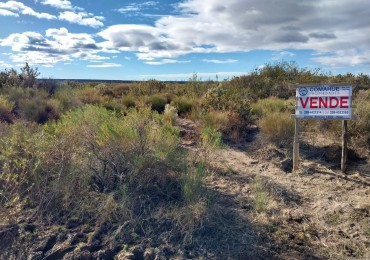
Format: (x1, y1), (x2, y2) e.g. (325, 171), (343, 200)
(0, 0), (369, 80)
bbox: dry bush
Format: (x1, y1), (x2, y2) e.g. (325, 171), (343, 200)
(163, 104), (178, 125)
(75, 87), (106, 105)
(221, 112), (250, 142)
(260, 111), (295, 146)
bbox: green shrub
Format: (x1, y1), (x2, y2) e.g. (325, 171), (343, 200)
(122, 95), (136, 109)
(201, 110), (229, 132)
(0, 95), (15, 123)
(260, 111), (294, 146)
(251, 97), (288, 118)
(4, 86), (48, 103)
(171, 96), (193, 115)
(201, 85), (251, 120)
(182, 162), (206, 203)
(200, 126), (223, 149)
(53, 87), (82, 113)
(147, 94), (167, 113)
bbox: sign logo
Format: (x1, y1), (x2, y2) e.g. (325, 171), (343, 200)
(298, 87), (308, 96)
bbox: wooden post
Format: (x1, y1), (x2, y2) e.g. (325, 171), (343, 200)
(293, 118), (299, 172)
(341, 120), (348, 173)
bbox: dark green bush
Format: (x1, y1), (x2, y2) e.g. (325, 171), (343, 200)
(17, 98), (60, 124)
(171, 96), (193, 115)
(147, 94), (167, 113)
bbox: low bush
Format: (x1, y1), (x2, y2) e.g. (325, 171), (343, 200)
(17, 97), (60, 124)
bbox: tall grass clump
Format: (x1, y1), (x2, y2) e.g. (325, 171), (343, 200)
(252, 176), (269, 213)
(251, 97), (289, 119)
(260, 111), (294, 146)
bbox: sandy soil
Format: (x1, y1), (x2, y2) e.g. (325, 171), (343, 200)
(179, 118), (370, 259)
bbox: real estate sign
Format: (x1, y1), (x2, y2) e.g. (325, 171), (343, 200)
(295, 85), (352, 119)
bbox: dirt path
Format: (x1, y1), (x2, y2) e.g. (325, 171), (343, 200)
(177, 118), (370, 259)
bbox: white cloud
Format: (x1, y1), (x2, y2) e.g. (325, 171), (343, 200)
(98, 0), (370, 68)
(41, 0), (73, 10)
(117, 1), (158, 13)
(272, 51), (295, 60)
(312, 49), (370, 67)
(59, 11), (104, 28)
(87, 63), (122, 68)
(202, 59), (237, 64)
(0, 1), (56, 19)
(0, 28), (110, 66)
(0, 8), (19, 16)
(145, 59), (190, 65)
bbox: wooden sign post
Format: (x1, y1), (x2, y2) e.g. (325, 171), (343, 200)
(341, 120), (348, 173)
(293, 118), (299, 172)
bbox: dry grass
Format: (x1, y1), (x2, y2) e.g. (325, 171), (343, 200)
(260, 111), (295, 146)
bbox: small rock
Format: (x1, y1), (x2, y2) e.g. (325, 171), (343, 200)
(250, 160), (259, 165)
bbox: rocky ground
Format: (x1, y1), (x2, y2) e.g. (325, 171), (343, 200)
(1, 119), (369, 259)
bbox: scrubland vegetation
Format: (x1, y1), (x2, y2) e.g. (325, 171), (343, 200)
(0, 62), (370, 259)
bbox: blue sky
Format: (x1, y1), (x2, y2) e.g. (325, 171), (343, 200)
(0, 0), (369, 80)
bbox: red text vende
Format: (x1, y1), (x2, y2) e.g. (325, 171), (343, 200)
(299, 96), (350, 109)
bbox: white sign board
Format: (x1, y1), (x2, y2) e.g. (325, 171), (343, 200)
(295, 85), (352, 119)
